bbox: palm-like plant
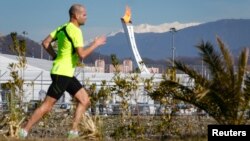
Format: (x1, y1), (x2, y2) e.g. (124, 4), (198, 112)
(151, 37), (250, 124)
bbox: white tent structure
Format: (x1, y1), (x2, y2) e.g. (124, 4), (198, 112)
(0, 53), (193, 115)
(0, 53), (163, 103)
(0, 53), (52, 102)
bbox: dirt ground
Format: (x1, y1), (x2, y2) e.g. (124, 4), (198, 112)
(0, 112), (215, 141)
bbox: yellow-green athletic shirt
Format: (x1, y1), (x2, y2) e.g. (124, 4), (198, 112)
(50, 22), (84, 77)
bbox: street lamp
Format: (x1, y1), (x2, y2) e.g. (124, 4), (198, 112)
(22, 31), (28, 38)
(40, 40), (43, 59)
(170, 27), (177, 67)
(23, 31), (35, 58)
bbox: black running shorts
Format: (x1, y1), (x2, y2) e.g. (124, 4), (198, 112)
(47, 74), (83, 100)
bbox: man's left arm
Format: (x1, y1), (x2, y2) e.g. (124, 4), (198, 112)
(76, 35), (106, 60)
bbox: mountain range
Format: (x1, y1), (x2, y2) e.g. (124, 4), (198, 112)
(99, 19), (250, 62)
(1, 19), (250, 67)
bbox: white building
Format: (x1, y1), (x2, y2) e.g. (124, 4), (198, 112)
(0, 53), (191, 115)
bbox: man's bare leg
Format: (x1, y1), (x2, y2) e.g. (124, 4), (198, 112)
(23, 96), (57, 132)
(71, 88), (90, 131)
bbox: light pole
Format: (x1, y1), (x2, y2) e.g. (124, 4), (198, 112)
(40, 40), (43, 59)
(22, 31), (34, 58)
(22, 31), (28, 38)
(170, 27), (177, 67)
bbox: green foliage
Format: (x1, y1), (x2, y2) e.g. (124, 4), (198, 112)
(97, 80), (112, 108)
(151, 36), (250, 125)
(111, 54), (120, 74)
(87, 83), (98, 115)
(0, 32), (27, 137)
(88, 80), (112, 116)
(7, 32), (27, 116)
(109, 54), (162, 140)
(144, 76), (154, 93)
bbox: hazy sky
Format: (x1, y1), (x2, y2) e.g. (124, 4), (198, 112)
(1, 0), (250, 42)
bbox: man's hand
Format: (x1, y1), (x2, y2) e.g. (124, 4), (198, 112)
(76, 35), (106, 60)
(93, 35), (106, 47)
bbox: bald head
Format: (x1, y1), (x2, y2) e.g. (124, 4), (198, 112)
(69, 4), (85, 18)
(69, 4), (87, 26)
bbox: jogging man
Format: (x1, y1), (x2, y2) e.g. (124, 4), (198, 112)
(19, 4), (106, 138)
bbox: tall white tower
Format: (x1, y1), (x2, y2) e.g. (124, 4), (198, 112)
(121, 6), (150, 74)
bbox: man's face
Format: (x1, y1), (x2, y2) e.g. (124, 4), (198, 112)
(77, 7), (87, 26)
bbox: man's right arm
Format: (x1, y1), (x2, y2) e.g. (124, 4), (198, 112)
(42, 35), (57, 60)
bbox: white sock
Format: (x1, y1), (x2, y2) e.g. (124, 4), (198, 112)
(21, 128), (28, 137)
(69, 130), (78, 135)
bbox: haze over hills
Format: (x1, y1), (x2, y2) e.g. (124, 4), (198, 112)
(99, 19), (250, 61)
(0, 34), (51, 60)
(1, 19), (250, 67)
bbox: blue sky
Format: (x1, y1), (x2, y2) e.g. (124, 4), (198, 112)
(1, 0), (250, 42)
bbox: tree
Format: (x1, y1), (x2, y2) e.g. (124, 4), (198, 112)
(0, 32), (27, 137)
(150, 37), (250, 125)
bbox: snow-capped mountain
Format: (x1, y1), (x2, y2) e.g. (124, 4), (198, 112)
(105, 22), (200, 37)
(133, 22), (200, 33)
(98, 19), (250, 60)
